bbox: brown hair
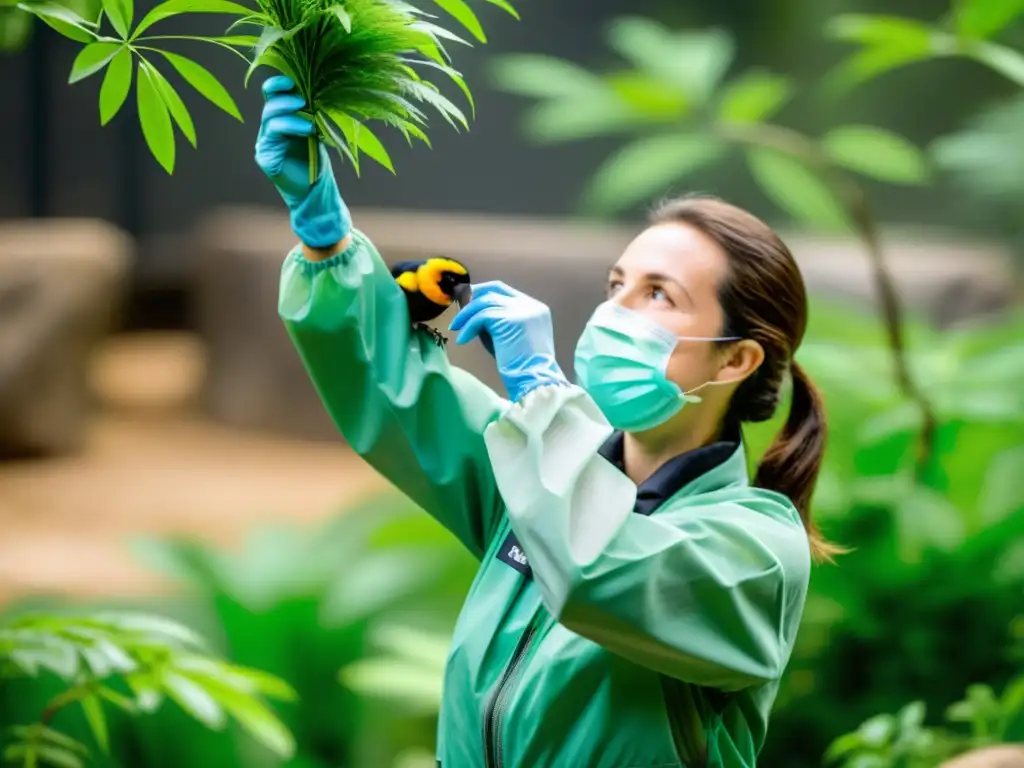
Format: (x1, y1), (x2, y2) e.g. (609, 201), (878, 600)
(650, 195), (843, 563)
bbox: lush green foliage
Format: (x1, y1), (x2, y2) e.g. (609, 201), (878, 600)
(491, 19), (929, 224)
(824, 0), (1024, 92)
(0, 610), (296, 767)
(8, 0), (517, 173)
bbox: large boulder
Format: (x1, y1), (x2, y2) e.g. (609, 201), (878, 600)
(0, 218), (132, 457)
(192, 206), (1017, 441)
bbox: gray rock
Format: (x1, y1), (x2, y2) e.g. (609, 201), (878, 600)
(192, 206), (1017, 441)
(0, 219), (132, 457)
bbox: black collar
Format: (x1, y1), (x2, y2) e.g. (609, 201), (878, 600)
(597, 425), (741, 517)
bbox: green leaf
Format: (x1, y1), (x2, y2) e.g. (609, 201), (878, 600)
(205, 684), (295, 757)
(131, 0), (250, 37)
(716, 71), (792, 124)
(245, 25), (288, 85)
(137, 61), (176, 174)
(147, 64), (196, 147)
(608, 18), (734, 104)
(353, 122), (394, 172)
(69, 41), (120, 82)
(17, 1), (97, 42)
(825, 44), (934, 92)
(978, 446), (1024, 525)
(35, 745), (84, 768)
(101, 0), (128, 38)
(491, 54), (607, 99)
(825, 14), (935, 47)
(821, 125), (930, 184)
(746, 147), (851, 231)
(163, 671), (226, 729)
(329, 3), (350, 32)
(484, 0), (517, 17)
(968, 40), (1024, 87)
(955, 0), (1024, 39)
(80, 693), (108, 753)
(581, 133), (728, 214)
(606, 71), (688, 119)
(431, 0), (484, 42)
(99, 47), (132, 124)
(159, 51), (242, 120)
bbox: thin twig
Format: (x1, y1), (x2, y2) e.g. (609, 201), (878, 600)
(718, 122), (939, 473)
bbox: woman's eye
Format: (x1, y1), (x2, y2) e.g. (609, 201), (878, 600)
(650, 286), (670, 302)
(606, 281), (623, 296)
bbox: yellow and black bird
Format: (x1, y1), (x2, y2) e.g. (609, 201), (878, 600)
(391, 257), (474, 348)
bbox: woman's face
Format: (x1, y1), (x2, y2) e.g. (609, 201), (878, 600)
(606, 221), (734, 395)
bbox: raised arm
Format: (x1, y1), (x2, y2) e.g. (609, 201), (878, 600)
(257, 76), (508, 557)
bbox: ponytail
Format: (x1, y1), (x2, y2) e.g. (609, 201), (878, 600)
(753, 361), (844, 563)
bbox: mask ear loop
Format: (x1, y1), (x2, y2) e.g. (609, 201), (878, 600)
(675, 336), (745, 403)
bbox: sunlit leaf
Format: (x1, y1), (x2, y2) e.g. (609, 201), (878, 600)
(978, 446), (1024, 525)
(100, 0), (128, 37)
(746, 147), (851, 231)
(137, 61), (175, 173)
(955, 0), (1024, 39)
(99, 47), (133, 124)
(16, 1), (97, 41)
(69, 41), (120, 82)
(159, 50), (242, 120)
(716, 70), (792, 124)
(821, 125), (930, 184)
(147, 64), (197, 147)
(131, 0), (250, 37)
(825, 13), (935, 47)
(163, 671), (226, 729)
(431, 0), (483, 42)
(824, 44), (934, 92)
(329, 4), (349, 31)
(606, 71), (689, 118)
(341, 658), (445, 714)
(35, 745), (84, 768)
(581, 133), (728, 214)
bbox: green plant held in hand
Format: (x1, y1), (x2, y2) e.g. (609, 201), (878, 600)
(0, 610), (298, 767)
(9, 0), (518, 174)
(238, 0), (476, 178)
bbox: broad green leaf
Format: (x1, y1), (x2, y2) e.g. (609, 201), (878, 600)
(69, 41), (120, 82)
(746, 147), (851, 231)
(716, 71), (792, 124)
(523, 98), (645, 143)
(99, 47), (132, 124)
(219, 689), (295, 758)
(160, 51), (242, 120)
(80, 693), (108, 753)
(163, 671), (226, 729)
(608, 18), (734, 104)
(431, 0), (484, 42)
(484, 0), (517, 18)
(329, 4), (350, 32)
(955, 0), (1024, 39)
(821, 125), (930, 184)
(148, 64), (196, 147)
(491, 54), (607, 99)
(858, 713), (896, 746)
(978, 445), (1024, 525)
(968, 40), (1024, 87)
(101, 0), (128, 38)
(131, 0), (249, 37)
(223, 664), (298, 701)
(825, 14), (934, 47)
(137, 61), (176, 173)
(581, 133), (728, 214)
(353, 123), (394, 172)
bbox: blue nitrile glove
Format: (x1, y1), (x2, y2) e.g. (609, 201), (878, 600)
(255, 75), (350, 248)
(449, 281), (569, 402)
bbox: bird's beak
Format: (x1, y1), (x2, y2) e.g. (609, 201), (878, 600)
(452, 283), (472, 309)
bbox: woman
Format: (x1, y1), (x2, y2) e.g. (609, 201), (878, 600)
(258, 76), (839, 767)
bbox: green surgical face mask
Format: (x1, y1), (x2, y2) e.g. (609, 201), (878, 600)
(573, 301), (741, 433)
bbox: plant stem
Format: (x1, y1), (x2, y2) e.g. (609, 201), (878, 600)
(308, 135), (317, 185)
(718, 121), (938, 474)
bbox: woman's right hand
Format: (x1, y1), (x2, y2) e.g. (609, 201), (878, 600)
(255, 75), (351, 249)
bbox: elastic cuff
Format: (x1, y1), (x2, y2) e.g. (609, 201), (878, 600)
(290, 230), (364, 277)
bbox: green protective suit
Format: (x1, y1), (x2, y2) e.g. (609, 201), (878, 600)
(279, 230), (812, 768)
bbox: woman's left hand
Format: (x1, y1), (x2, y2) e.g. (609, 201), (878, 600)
(450, 281), (568, 402)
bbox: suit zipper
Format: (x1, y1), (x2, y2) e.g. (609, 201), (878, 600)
(661, 676), (708, 768)
(483, 622), (538, 768)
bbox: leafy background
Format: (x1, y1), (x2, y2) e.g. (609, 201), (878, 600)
(0, 0), (1022, 767)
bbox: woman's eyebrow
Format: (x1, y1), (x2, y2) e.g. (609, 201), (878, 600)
(647, 271), (694, 304)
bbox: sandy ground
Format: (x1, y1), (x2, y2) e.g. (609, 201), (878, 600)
(0, 333), (385, 602)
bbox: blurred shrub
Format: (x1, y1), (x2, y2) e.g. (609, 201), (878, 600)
(0, 609), (296, 768)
